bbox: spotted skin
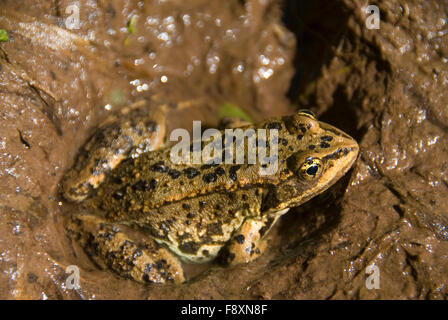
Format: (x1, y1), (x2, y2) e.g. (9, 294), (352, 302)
(67, 214), (184, 283)
(63, 100), (166, 202)
(63, 108), (359, 284)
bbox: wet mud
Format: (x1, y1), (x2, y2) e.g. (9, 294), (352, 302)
(0, 0), (447, 299)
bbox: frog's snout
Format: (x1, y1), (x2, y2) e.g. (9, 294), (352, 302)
(318, 122), (359, 179)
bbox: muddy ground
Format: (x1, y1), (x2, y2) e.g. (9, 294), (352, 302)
(0, 0), (447, 299)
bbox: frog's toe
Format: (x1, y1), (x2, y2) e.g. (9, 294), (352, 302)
(68, 214), (185, 284)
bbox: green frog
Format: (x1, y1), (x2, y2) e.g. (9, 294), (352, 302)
(62, 101), (359, 284)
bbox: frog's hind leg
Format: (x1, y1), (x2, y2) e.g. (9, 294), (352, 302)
(62, 100), (167, 202)
(220, 209), (288, 265)
(68, 214), (185, 284)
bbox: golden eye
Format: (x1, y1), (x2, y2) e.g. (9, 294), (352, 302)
(298, 157), (323, 180)
(297, 109), (316, 119)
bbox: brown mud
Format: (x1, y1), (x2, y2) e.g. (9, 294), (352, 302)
(0, 0), (447, 299)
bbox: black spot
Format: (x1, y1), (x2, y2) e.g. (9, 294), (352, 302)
(199, 201), (207, 208)
(249, 243), (256, 255)
(267, 122), (282, 130)
(321, 135), (333, 142)
(242, 194), (248, 200)
(149, 179), (157, 189)
(207, 223), (223, 235)
(202, 249), (210, 256)
(229, 165), (241, 181)
(151, 161), (168, 173)
(154, 259), (166, 270)
(168, 169), (181, 179)
(234, 234), (245, 244)
(182, 203), (191, 210)
(179, 241), (200, 254)
(308, 144), (316, 150)
(259, 217), (274, 237)
(203, 172), (217, 183)
(281, 139), (288, 146)
(186, 212), (195, 219)
(183, 167), (200, 179)
(320, 142), (330, 148)
(323, 148), (343, 162)
(214, 167), (225, 176)
(224, 252), (236, 263)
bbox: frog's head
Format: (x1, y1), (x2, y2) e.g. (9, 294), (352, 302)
(268, 111), (359, 211)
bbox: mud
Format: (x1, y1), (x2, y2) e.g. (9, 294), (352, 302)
(0, 0), (447, 299)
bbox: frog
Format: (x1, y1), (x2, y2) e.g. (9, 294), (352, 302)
(62, 100), (359, 284)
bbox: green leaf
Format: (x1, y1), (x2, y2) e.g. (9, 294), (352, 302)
(218, 103), (253, 123)
(127, 15), (138, 34)
(0, 29), (9, 42)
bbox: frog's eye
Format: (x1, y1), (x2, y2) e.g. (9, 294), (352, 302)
(297, 109), (316, 119)
(298, 157), (323, 180)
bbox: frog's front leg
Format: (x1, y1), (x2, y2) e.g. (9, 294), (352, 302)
(62, 100), (167, 202)
(68, 214), (185, 283)
(220, 209), (288, 265)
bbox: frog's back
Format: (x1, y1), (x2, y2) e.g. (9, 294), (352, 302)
(89, 116), (299, 215)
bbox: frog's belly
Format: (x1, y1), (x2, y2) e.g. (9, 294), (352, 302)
(151, 213), (247, 264)
(155, 238), (225, 263)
